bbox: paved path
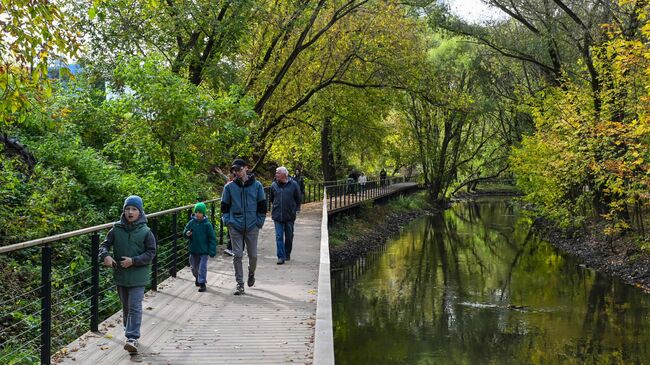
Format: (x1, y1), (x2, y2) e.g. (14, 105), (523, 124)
(58, 203), (323, 365)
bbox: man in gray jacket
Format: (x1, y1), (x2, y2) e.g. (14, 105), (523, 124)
(269, 166), (302, 264)
(221, 159), (267, 295)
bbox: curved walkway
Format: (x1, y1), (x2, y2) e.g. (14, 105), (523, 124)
(59, 203), (323, 365)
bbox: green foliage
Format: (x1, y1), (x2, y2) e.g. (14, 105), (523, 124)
(0, 0), (79, 126)
(510, 3), (650, 233)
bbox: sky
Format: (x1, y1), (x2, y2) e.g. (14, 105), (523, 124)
(444, 0), (507, 24)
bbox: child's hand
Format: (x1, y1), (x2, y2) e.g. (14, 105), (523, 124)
(103, 256), (117, 268)
(121, 256), (133, 268)
(186, 230), (193, 237)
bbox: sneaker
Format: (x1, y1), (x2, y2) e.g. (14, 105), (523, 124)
(286, 255), (291, 261)
(234, 284), (245, 295)
(247, 273), (255, 287)
(198, 283), (206, 292)
(124, 339), (138, 354)
(276, 258), (285, 265)
(224, 248), (234, 256)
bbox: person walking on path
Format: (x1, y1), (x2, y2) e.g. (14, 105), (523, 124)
(380, 168), (387, 187)
(270, 166), (302, 264)
(183, 202), (217, 292)
(99, 195), (156, 355)
(358, 172), (367, 194)
(292, 168), (306, 202)
(221, 158), (267, 295)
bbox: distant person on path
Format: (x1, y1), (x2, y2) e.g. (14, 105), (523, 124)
(292, 168), (306, 202)
(99, 195), (156, 355)
(380, 168), (387, 187)
(270, 166), (302, 264)
(221, 158), (267, 295)
(183, 202), (217, 292)
(347, 168), (359, 194)
(358, 172), (367, 193)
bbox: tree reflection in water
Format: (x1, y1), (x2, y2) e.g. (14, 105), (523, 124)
(332, 198), (650, 365)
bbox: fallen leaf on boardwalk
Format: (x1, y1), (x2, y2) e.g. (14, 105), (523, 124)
(100, 346), (109, 350)
(104, 334), (113, 339)
(308, 289), (316, 295)
(146, 306), (154, 310)
(60, 348), (69, 354)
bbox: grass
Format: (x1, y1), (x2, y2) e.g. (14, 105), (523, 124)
(328, 192), (431, 248)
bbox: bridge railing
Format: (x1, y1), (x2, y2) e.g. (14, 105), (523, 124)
(325, 175), (418, 211)
(0, 199), (222, 365)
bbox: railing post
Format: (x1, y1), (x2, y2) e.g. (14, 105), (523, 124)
(90, 234), (100, 332)
(210, 202), (216, 227)
(219, 210), (224, 245)
(41, 244), (52, 365)
(171, 212), (178, 278)
(151, 219), (159, 291)
(328, 187), (332, 210)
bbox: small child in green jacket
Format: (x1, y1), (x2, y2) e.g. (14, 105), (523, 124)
(99, 195), (156, 355)
(183, 202), (217, 292)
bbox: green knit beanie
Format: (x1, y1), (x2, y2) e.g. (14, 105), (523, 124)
(194, 202), (207, 215)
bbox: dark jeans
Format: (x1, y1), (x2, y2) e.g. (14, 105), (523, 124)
(274, 220), (295, 259)
(189, 254), (208, 284)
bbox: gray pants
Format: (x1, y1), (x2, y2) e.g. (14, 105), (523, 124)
(229, 226), (259, 285)
(117, 286), (145, 340)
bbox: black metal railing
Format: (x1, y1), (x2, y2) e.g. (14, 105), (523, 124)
(0, 174), (418, 364)
(325, 175), (419, 211)
(0, 199), (221, 365)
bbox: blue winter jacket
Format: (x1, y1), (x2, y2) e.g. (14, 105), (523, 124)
(221, 174), (267, 232)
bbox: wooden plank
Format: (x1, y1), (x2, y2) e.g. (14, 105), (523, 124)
(57, 204), (322, 365)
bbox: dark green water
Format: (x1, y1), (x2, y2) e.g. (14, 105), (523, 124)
(332, 199), (650, 365)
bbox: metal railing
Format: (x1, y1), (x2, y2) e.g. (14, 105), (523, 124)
(0, 199), (222, 365)
(325, 175), (419, 211)
(0, 174), (419, 364)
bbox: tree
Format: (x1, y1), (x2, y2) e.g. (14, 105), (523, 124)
(1, 0), (79, 125)
(510, 0), (650, 234)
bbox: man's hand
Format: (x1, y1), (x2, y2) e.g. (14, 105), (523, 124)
(186, 230), (193, 237)
(121, 256), (134, 268)
(103, 256), (117, 268)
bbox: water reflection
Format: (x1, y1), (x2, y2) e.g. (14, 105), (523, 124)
(332, 199), (650, 365)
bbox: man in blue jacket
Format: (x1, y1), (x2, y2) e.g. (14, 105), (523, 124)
(270, 166), (302, 264)
(221, 159), (267, 295)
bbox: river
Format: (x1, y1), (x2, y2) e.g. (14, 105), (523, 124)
(332, 198), (650, 364)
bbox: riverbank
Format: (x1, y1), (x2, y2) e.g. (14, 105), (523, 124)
(533, 218), (650, 293)
(329, 193), (438, 269)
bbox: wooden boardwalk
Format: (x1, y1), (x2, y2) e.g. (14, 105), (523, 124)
(56, 182), (417, 364)
(58, 203), (324, 365)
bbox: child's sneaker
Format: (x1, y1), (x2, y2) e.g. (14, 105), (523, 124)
(124, 338), (138, 354)
(198, 283), (206, 292)
(247, 273), (255, 287)
(224, 248), (234, 256)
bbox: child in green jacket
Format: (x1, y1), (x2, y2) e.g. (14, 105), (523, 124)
(183, 202), (217, 292)
(99, 195), (156, 355)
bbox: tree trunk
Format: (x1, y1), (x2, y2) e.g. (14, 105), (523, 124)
(320, 117), (336, 181)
